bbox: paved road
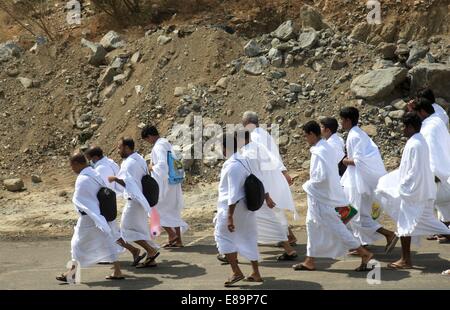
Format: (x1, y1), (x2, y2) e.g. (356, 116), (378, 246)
(0, 231), (449, 290)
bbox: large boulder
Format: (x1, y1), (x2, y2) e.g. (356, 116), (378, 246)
(406, 44), (429, 68)
(351, 67), (408, 101)
(298, 28), (318, 49)
(81, 39), (107, 66)
(300, 5), (329, 30)
(349, 22), (370, 42)
(3, 178), (24, 192)
(0, 41), (22, 62)
(244, 39), (261, 57)
(271, 20), (297, 41)
(100, 31), (125, 51)
(409, 63), (450, 101)
(243, 56), (269, 75)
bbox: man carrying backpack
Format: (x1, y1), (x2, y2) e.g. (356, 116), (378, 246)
(108, 137), (161, 268)
(56, 153), (124, 282)
(86, 146), (144, 265)
(141, 125), (188, 248)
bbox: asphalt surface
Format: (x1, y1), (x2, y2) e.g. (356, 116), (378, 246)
(1, 231), (449, 290)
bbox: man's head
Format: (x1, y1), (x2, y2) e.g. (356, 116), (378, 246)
(141, 125), (160, 144)
(413, 97), (435, 120)
(319, 117), (339, 140)
(402, 112), (422, 138)
(242, 111), (259, 129)
(417, 88), (435, 103)
(222, 133), (238, 159)
(118, 137), (135, 159)
(70, 152), (88, 174)
(85, 146), (104, 164)
(339, 107), (359, 131)
(302, 121), (321, 146)
(235, 129), (251, 149)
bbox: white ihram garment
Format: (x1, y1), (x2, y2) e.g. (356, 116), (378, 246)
(151, 138), (188, 233)
(214, 153), (259, 261)
(303, 140), (360, 258)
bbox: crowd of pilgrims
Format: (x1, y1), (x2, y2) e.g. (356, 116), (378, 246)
(56, 88), (450, 286)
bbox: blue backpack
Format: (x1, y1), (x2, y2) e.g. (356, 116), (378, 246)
(167, 151), (185, 185)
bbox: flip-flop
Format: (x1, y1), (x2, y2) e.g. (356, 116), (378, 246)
(438, 237), (450, 244)
(441, 270), (450, 276)
(427, 235), (439, 241)
(292, 263), (315, 271)
(277, 252), (298, 261)
(105, 275), (125, 280)
(355, 264), (374, 272)
(385, 236), (399, 254)
(224, 274), (245, 287)
(98, 262), (113, 265)
(243, 276), (264, 283)
(56, 274), (68, 283)
(147, 251), (160, 262)
(136, 260), (158, 269)
(387, 263), (413, 270)
(131, 253), (147, 267)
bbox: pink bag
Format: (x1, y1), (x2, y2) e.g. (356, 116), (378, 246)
(149, 207), (161, 238)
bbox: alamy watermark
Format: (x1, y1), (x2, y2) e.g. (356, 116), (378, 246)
(66, 0), (81, 25)
(366, 259), (382, 285)
(367, 1), (382, 25)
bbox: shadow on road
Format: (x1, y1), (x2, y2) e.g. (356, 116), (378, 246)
(239, 277), (323, 290)
(121, 259), (207, 280)
(85, 275), (163, 290)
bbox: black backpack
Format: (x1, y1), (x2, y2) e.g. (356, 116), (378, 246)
(87, 176), (117, 222)
(97, 187), (117, 221)
(236, 159), (265, 212)
(141, 174), (159, 207)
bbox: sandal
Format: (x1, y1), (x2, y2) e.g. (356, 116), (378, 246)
(441, 270), (450, 276)
(56, 273), (68, 283)
(427, 234), (439, 241)
(292, 263), (315, 271)
(131, 252), (147, 267)
(385, 236), (399, 254)
(243, 276), (264, 283)
(136, 259), (158, 269)
(105, 275), (125, 280)
(277, 252), (298, 261)
(224, 274), (245, 287)
(437, 236), (450, 244)
(355, 264), (374, 272)
(387, 262), (412, 270)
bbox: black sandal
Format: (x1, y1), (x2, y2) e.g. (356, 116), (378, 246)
(131, 252), (147, 267)
(355, 264), (374, 272)
(56, 274), (67, 282)
(277, 252), (298, 261)
(292, 263), (315, 271)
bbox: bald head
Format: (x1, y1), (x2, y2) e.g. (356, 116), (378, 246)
(242, 111), (259, 128)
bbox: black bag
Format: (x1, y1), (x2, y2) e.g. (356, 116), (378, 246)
(141, 174), (159, 207)
(237, 159), (265, 212)
(97, 187), (117, 221)
(86, 175), (117, 222)
(338, 158), (347, 177)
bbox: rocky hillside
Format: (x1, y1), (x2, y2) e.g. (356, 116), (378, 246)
(0, 0), (449, 190)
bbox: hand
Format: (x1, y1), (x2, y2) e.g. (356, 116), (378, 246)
(265, 195), (276, 209)
(227, 216), (235, 232)
(107, 176), (116, 183)
(342, 158), (354, 167)
(283, 171), (293, 186)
